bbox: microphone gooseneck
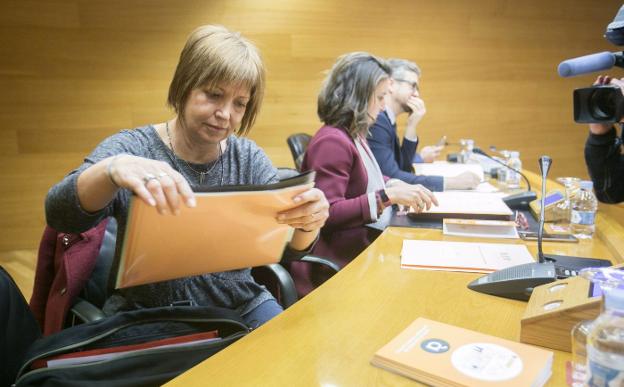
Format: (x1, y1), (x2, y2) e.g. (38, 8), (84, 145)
(537, 156), (552, 264)
(473, 147), (531, 192)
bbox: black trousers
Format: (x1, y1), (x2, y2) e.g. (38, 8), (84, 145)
(0, 266), (41, 387)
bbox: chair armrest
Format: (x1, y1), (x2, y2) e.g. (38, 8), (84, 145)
(261, 263), (298, 309)
(70, 297), (106, 324)
(299, 255), (340, 273)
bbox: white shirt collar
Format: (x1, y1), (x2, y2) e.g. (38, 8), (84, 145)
(385, 106), (397, 125)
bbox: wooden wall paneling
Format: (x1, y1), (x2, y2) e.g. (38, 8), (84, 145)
(0, 0), (622, 257)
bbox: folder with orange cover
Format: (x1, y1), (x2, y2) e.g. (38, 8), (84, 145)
(116, 172), (314, 288)
(371, 318), (553, 387)
(408, 192), (513, 221)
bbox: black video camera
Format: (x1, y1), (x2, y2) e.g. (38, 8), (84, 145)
(572, 4), (624, 123)
(574, 85), (624, 123)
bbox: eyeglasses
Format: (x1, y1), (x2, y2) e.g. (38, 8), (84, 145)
(393, 78), (420, 92)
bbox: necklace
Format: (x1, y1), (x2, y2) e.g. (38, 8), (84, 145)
(166, 121), (222, 185)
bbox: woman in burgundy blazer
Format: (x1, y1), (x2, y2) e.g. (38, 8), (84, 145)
(290, 52), (437, 296)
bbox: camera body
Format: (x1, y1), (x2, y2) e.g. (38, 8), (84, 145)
(571, 4), (624, 124)
(574, 85), (624, 123)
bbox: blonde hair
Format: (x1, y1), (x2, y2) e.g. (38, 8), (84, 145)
(167, 25), (265, 136)
(317, 52), (390, 138)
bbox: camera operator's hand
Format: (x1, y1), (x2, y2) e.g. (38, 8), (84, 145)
(589, 75), (624, 135)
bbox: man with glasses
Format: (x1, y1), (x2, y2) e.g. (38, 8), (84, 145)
(368, 58), (480, 191)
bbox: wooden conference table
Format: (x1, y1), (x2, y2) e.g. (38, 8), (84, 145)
(167, 171), (624, 386)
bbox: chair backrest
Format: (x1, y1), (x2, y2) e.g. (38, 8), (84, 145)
(81, 218), (118, 309)
(286, 133), (312, 171)
(276, 167), (300, 180)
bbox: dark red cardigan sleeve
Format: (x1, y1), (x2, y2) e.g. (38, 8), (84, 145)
(303, 128), (373, 230)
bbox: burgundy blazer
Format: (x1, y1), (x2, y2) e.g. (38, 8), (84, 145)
(29, 220), (108, 335)
(302, 126), (382, 263)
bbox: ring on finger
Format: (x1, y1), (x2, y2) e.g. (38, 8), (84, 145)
(156, 172), (169, 179)
(143, 174), (158, 184)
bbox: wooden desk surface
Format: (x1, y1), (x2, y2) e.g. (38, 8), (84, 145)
(168, 232), (618, 385)
(167, 171), (623, 386)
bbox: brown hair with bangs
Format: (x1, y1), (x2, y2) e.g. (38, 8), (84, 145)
(167, 25), (265, 136)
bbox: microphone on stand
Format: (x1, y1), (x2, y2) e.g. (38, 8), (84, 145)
(473, 147), (536, 210)
(533, 155), (611, 271)
(537, 156), (552, 263)
(467, 155), (611, 301)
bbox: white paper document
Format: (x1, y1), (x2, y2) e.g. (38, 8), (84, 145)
(400, 240), (534, 273)
(462, 181), (501, 193)
(443, 218), (519, 239)
(413, 161), (484, 181)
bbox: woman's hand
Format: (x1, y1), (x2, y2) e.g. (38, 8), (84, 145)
(385, 183), (438, 213)
(107, 155), (196, 214)
(276, 187), (329, 232)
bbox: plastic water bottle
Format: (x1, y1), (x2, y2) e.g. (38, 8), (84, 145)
(496, 150), (510, 188)
(570, 319), (593, 386)
(506, 151), (522, 189)
(459, 139), (474, 163)
(574, 268), (624, 386)
(570, 180), (598, 239)
(585, 288), (624, 387)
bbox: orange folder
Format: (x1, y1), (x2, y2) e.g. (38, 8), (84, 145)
(116, 172), (315, 288)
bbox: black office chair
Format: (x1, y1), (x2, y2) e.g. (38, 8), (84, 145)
(286, 133), (312, 172)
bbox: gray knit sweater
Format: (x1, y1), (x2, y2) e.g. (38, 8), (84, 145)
(45, 125), (306, 316)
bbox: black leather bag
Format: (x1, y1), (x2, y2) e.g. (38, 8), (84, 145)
(14, 305), (250, 387)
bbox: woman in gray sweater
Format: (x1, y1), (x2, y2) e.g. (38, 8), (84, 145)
(45, 25), (329, 327)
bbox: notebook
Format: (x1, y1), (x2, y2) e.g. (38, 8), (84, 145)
(401, 240), (534, 273)
(408, 192), (513, 221)
(371, 318), (553, 387)
(116, 171), (315, 288)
